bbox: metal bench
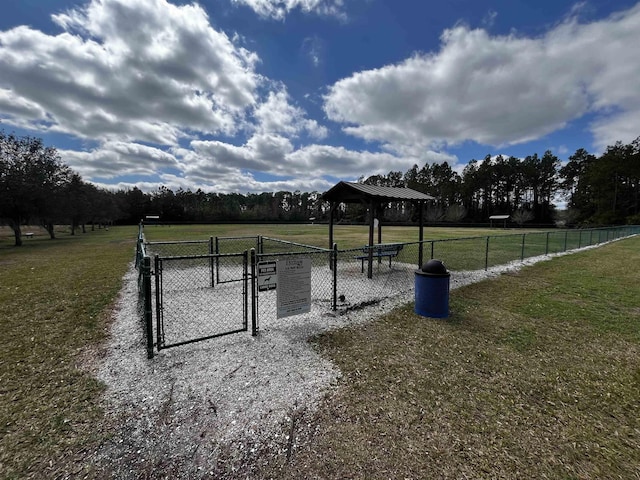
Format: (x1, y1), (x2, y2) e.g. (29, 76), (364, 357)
(355, 243), (404, 272)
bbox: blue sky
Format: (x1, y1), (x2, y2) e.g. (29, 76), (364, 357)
(1, 0), (639, 194)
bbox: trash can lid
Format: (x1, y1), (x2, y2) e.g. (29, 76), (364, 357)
(421, 259), (448, 274)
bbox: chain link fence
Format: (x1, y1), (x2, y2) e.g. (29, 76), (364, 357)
(253, 244), (335, 334)
(334, 244), (417, 309)
(145, 239), (210, 257)
(136, 224), (639, 357)
(215, 236), (259, 283)
(216, 235), (260, 255)
(430, 236), (488, 271)
(135, 231), (154, 359)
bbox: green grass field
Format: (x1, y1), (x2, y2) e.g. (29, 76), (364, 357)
(135, 222), (536, 248)
(265, 236), (640, 479)
(1, 224), (638, 478)
(0, 225), (137, 479)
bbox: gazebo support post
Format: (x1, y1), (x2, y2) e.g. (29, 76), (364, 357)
(329, 202), (335, 249)
(368, 200), (375, 279)
(418, 201), (424, 267)
(377, 204), (383, 266)
(377, 204), (383, 245)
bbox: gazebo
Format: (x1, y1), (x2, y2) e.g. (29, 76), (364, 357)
(322, 181), (435, 278)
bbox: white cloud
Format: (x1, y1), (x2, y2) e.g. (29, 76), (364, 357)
(324, 3), (640, 152)
(59, 131), (454, 194)
(0, 87), (48, 124)
(0, 0), (260, 144)
(254, 89), (328, 139)
(59, 141), (179, 179)
(590, 109), (640, 152)
(482, 10), (498, 27)
(285, 144), (453, 177)
(301, 36), (324, 67)
(162, 170), (333, 195)
(231, 0), (346, 20)
(158, 146), (336, 194)
(186, 136), (446, 180)
(0, 0), (342, 194)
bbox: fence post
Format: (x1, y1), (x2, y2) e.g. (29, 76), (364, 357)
(332, 243), (338, 311)
(243, 250), (248, 331)
(154, 254), (163, 350)
(142, 256), (154, 359)
(215, 236), (220, 285)
(430, 241), (434, 260)
(209, 236), (215, 288)
(545, 231), (550, 255)
(521, 233), (526, 260)
(578, 230), (582, 248)
(250, 248), (258, 336)
(564, 230), (568, 252)
(485, 236), (490, 270)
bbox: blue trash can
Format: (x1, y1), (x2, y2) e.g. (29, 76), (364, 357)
(415, 259), (450, 318)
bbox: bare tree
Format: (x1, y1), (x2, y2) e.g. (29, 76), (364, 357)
(511, 208), (534, 227)
(425, 205), (445, 223)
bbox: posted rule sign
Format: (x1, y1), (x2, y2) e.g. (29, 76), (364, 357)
(276, 256), (311, 318)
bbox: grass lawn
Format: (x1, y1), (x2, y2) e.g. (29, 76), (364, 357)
(136, 222), (539, 249)
(0, 224), (637, 478)
(264, 236), (640, 479)
(0, 225), (137, 479)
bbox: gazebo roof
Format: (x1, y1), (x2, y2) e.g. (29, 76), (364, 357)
(322, 181), (435, 203)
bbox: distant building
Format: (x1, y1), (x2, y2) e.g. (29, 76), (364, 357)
(489, 215), (509, 228)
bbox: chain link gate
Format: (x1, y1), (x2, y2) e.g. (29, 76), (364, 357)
(154, 251), (249, 350)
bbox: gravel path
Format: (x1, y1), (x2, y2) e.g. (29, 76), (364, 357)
(89, 242), (612, 478)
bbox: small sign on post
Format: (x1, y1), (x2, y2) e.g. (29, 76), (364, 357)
(257, 261), (277, 291)
(277, 256), (311, 318)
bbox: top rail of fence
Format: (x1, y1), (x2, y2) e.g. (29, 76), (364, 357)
(153, 252), (246, 261)
(261, 236), (331, 252)
(216, 235), (260, 241)
(145, 239), (209, 245)
(424, 226), (639, 245)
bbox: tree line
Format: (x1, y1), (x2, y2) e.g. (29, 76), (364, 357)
(2, 130), (639, 246)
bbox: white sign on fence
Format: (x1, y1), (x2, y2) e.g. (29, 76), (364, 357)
(276, 256), (311, 318)
(257, 261), (277, 291)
